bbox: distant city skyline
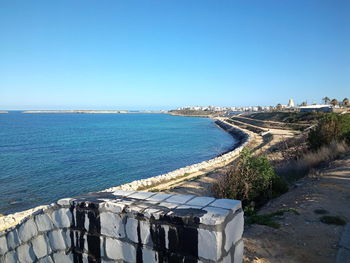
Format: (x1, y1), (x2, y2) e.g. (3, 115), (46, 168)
(1, 0), (349, 110)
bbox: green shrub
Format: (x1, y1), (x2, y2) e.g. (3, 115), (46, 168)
(320, 215), (347, 225)
(271, 175), (289, 198)
(308, 113), (350, 150)
(213, 148), (288, 206)
(246, 208), (299, 229)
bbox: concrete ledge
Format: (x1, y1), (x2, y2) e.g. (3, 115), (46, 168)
(0, 191), (244, 263)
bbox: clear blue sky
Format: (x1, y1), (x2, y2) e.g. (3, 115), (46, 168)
(1, 0), (349, 110)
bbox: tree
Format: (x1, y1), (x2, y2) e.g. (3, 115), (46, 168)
(276, 104), (282, 111)
(343, 98), (349, 106)
(300, 101), (307, 106)
(323, 97), (330, 104)
(330, 99), (339, 106)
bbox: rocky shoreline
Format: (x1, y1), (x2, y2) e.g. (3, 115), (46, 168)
(0, 118), (250, 231)
(103, 119), (251, 192)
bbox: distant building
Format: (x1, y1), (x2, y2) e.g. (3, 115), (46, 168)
(288, 99), (295, 108)
(299, 104), (333, 113)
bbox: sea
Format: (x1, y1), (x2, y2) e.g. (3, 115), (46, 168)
(0, 112), (237, 214)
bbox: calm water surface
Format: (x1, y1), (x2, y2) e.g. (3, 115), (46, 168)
(0, 112), (237, 213)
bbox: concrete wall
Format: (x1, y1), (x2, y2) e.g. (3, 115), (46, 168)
(0, 191), (244, 263)
(104, 119), (251, 192)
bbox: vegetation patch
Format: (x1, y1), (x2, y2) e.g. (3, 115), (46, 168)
(246, 208), (300, 229)
(213, 148), (288, 208)
(308, 113), (350, 150)
(320, 215), (347, 226)
(247, 112), (324, 125)
(276, 140), (349, 183)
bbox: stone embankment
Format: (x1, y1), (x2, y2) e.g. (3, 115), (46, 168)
(0, 191), (244, 263)
(103, 119), (251, 192)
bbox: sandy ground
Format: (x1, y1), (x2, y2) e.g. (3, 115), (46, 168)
(244, 155), (350, 263)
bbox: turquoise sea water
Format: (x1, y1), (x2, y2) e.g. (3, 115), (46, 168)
(0, 112), (237, 214)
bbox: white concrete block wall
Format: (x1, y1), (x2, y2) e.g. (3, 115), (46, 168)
(0, 191), (244, 263)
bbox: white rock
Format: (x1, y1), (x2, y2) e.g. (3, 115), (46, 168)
(200, 206), (230, 225)
(3, 250), (18, 263)
(35, 213), (55, 232)
(103, 201), (125, 213)
(221, 253), (232, 263)
(51, 208), (72, 228)
(100, 212), (125, 238)
(157, 202), (179, 210)
(233, 239), (244, 263)
(38, 256), (54, 263)
(52, 252), (73, 262)
(186, 197), (215, 207)
(48, 230), (67, 251)
(18, 218), (38, 243)
(57, 198), (73, 206)
(105, 237), (136, 262)
(112, 190), (135, 197)
(84, 213), (89, 233)
(125, 217), (138, 243)
(143, 208), (163, 220)
(62, 229), (71, 248)
(32, 234), (49, 259)
(128, 192), (156, 200)
(17, 243), (36, 263)
(210, 199), (241, 211)
(166, 194), (195, 204)
(224, 212), (244, 252)
(198, 229), (222, 261)
(145, 193), (174, 202)
(6, 230), (21, 250)
(0, 234), (8, 255)
(142, 247), (157, 263)
(82, 253), (89, 263)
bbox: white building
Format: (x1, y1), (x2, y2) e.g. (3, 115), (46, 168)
(288, 99), (295, 108)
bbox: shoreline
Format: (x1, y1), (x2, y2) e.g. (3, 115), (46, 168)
(0, 116), (250, 231)
(102, 118), (250, 192)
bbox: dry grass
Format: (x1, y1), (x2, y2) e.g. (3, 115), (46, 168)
(276, 140), (350, 182)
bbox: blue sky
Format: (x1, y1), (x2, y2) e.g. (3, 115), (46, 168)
(1, 0), (349, 110)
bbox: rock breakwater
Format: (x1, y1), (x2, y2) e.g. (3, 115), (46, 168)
(103, 119), (251, 192)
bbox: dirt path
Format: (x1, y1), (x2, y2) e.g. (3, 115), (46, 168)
(244, 154), (350, 263)
(158, 124), (264, 195)
(163, 123), (294, 196)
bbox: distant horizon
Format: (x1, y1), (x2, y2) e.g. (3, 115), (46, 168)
(1, 97), (345, 112)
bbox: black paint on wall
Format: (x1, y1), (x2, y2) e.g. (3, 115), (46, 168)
(147, 208), (205, 262)
(70, 201), (101, 263)
(136, 220), (143, 263)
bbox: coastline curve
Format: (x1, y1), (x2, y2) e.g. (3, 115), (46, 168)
(0, 118), (250, 232)
(102, 118), (251, 192)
